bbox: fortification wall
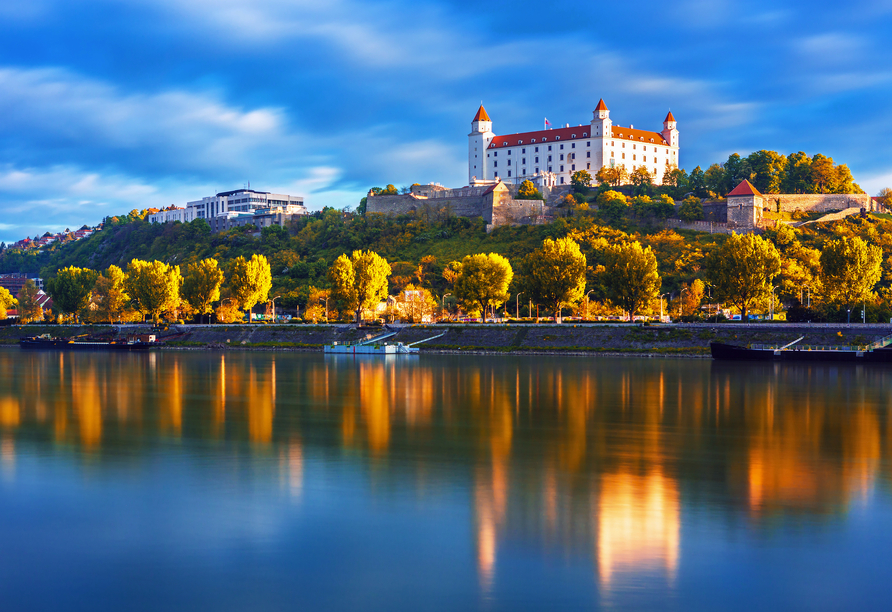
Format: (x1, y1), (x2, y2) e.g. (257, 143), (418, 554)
(490, 199), (547, 229)
(665, 219), (736, 234)
(367, 194), (487, 218)
(764, 193), (873, 213)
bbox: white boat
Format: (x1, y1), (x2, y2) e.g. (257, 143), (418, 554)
(324, 329), (445, 355)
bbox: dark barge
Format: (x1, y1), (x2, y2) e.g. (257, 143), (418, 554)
(710, 334), (892, 362)
(20, 333), (157, 351)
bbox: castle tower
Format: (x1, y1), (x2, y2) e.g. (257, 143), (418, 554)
(469, 105), (495, 184)
(661, 110), (678, 149)
(590, 98), (611, 137)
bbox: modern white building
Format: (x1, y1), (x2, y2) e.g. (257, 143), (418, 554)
(468, 100), (679, 187)
(148, 188), (307, 226)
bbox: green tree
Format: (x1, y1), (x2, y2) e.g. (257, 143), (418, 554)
(228, 254), (273, 317)
(182, 258), (225, 320)
(597, 190), (630, 223)
(705, 233), (781, 320)
(516, 180), (544, 200)
(17, 279), (44, 323)
(380, 184), (399, 195)
(90, 265), (130, 323)
(46, 266), (98, 321)
(523, 237), (587, 323)
(0, 286), (16, 320)
(328, 250), (391, 322)
(629, 166), (654, 194)
(878, 187), (892, 210)
(747, 150), (787, 193)
(703, 163), (725, 197)
(571, 170), (593, 190)
(453, 253), (513, 319)
(678, 196), (703, 221)
(782, 152), (812, 194)
(125, 259), (183, 324)
(601, 241), (661, 320)
(819, 236), (882, 310)
(688, 166), (707, 197)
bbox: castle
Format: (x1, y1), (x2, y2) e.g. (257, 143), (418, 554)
(468, 99), (679, 187)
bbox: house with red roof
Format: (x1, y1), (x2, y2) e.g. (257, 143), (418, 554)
(469, 99), (679, 188)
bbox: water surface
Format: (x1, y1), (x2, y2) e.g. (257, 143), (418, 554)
(1, 350), (890, 610)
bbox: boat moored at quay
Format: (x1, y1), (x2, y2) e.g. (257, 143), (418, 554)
(710, 334), (892, 362)
(19, 333), (158, 351)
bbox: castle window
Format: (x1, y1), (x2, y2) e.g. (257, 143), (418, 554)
(571, 143), (576, 148)
(493, 151), (497, 156)
(583, 133), (587, 137)
(495, 172), (498, 178)
(517, 141), (522, 145)
(560, 154), (564, 161)
(560, 165), (564, 172)
(532, 139), (536, 143)
(508, 170), (512, 177)
(522, 168), (525, 174)
(560, 177), (565, 184)
(507, 150), (511, 155)
(548, 166), (552, 172)
(586, 151), (591, 158)
(535, 157), (539, 163)
(643, 156), (647, 162)
(535, 168), (539, 173)
(560, 144), (564, 150)
(587, 141), (591, 147)
(650, 139), (654, 142)
(548, 145), (552, 151)
(494, 161), (498, 167)
(522, 158), (526, 164)
(587, 163), (591, 169)
(535, 147), (539, 152)
(572, 134), (576, 138)
(503, 142), (507, 146)
(633, 155), (636, 161)
(522, 148), (526, 154)
(556, 136), (560, 140)
(622, 153), (625, 159)
(508, 160), (511, 165)
(633, 145), (636, 150)
(548, 155), (552, 162)
(572, 164), (576, 171)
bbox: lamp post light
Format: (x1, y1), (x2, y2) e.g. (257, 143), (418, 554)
(679, 287), (686, 320)
(516, 292), (523, 320)
(585, 289), (595, 322)
(659, 293), (669, 322)
(441, 293), (451, 322)
(270, 295), (281, 323)
(847, 308), (851, 324)
(321, 297), (329, 323)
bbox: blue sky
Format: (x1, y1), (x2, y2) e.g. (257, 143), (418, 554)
(1, 0), (891, 244)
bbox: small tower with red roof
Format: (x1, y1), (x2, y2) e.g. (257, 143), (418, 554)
(469, 105), (495, 184)
(661, 111), (678, 150)
(726, 179), (764, 229)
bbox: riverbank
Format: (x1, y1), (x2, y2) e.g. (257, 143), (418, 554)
(4, 322), (891, 356)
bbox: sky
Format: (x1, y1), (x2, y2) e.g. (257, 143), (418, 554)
(1, 0), (892, 244)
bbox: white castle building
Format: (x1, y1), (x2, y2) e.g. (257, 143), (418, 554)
(468, 99), (678, 187)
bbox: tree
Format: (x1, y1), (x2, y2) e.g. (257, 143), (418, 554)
(571, 170), (593, 190)
(393, 284), (437, 323)
(228, 254), (272, 317)
(705, 233), (781, 320)
(629, 166), (654, 194)
(328, 250), (391, 322)
(601, 241), (661, 320)
(17, 279), (43, 323)
(878, 187), (892, 210)
(819, 236), (882, 310)
(380, 184), (399, 195)
(597, 190), (630, 223)
(46, 266), (98, 321)
(747, 150), (787, 193)
(182, 258), (225, 320)
(523, 237), (587, 323)
(678, 196), (703, 221)
(703, 163), (725, 197)
(125, 259), (183, 324)
(0, 286), (16, 320)
(782, 152), (812, 194)
(596, 165), (629, 187)
(453, 253), (513, 319)
(516, 180), (544, 200)
(90, 265), (130, 323)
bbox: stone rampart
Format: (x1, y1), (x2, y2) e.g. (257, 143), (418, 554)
(763, 193), (873, 213)
(665, 219), (737, 234)
(367, 194), (487, 218)
(490, 199), (547, 229)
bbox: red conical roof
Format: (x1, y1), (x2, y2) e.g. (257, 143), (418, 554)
(473, 105), (491, 122)
(664, 110), (676, 122)
(727, 179), (762, 197)
(595, 98), (609, 111)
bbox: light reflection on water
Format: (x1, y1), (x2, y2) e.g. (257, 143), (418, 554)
(0, 350), (891, 610)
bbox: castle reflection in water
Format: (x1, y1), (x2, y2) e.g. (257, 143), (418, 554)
(1, 350), (890, 590)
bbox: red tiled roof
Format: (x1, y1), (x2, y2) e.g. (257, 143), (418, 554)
(664, 110), (676, 122)
(595, 99), (609, 111)
(727, 179), (762, 197)
(488, 122), (669, 149)
(473, 105), (491, 122)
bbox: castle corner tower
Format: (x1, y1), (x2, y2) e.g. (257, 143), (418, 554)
(469, 105), (494, 184)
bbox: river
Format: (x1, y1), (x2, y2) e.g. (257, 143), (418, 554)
(0, 350), (890, 610)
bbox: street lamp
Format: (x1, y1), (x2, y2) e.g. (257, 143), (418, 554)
(847, 308), (851, 324)
(321, 296), (329, 323)
(516, 292), (523, 320)
(585, 289), (595, 321)
(659, 293), (669, 322)
(270, 295), (281, 323)
(679, 287), (686, 320)
(441, 293), (451, 321)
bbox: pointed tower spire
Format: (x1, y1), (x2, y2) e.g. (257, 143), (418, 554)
(664, 110), (676, 122)
(473, 105), (491, 122)
(595, 99), (609, 112)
